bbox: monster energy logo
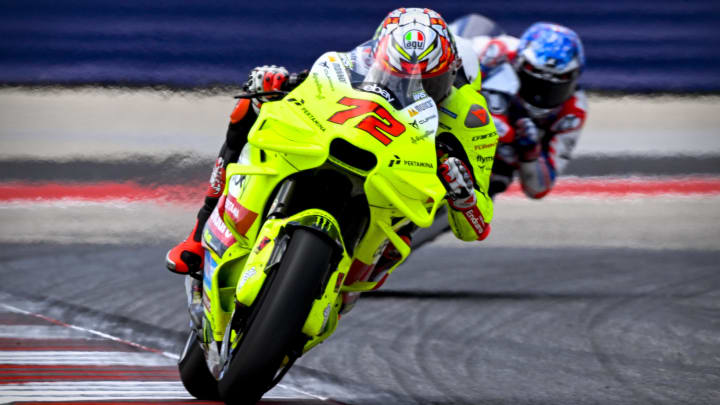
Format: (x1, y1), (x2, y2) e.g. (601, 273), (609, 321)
(314, 216), (331, 231)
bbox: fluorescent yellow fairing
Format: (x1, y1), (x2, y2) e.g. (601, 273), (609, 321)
(437, 84), (498, 240)
(199, 51), (496, 355)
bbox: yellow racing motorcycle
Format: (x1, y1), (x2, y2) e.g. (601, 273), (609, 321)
(177, 51), (481, 404)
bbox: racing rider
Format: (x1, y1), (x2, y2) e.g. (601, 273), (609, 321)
(165, 8), (499, 301)
(470, 22), (586, 198)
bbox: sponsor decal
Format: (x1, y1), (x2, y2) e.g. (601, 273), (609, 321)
(462, 207), (486, 239)
(404, 29), (426, 50)
(413, 90), (428, 101)
(287, 97), (326, 132)
(439, 106), (457, 119)
(472, 131), (496, 142)
(410, 129), (434, 144)
(418, 114), (437, 125)
(207, 157), (225, 198)
(409, 119), (419, 129)
(237, 266), (257, 290)
(328, 55), (337, 62)
(320, 303), (332, 331)
(415, 99), (434, 112)
(313, 216), (332, 232)
(311, 72), (325, 100)
(438, 122), (451, 130)
(318, 60), (336, 91)
(402, 159), (434, 169)
(465, 104), (490, 128)
(360, 83), (395, 104)
(229, 174), (248, 200)
(202, 289), (211, 312)
(205, 208), (237, 258)
(255, 236), (271, 253)
(338, 53), (353, 69)
(328, 96), (406, 145)
(224, 196), (240, 220)
(388, 154), (433, 169)
(408, 108), (419, 117)
(476, 155), (494, 164)
(333, 63), (348, 83)
(349, 50), (359, 69)
(209, 210), (233, 242)
(224, 193), (258, 236)
(474, 141), (498, 150)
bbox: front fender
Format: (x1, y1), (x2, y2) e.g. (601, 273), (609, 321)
(235, 209), (347, 310)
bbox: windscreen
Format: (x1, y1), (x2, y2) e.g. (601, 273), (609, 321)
(449, 14), (505, 39)
(349, 59), (428, 111)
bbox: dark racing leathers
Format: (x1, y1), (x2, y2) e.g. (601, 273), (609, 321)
(472, 34), (587, 199)
(486, 90), (587, 199)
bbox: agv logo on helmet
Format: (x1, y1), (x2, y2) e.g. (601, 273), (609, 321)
(404, 30), (426, 50)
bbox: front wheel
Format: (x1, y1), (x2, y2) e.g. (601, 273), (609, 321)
(218, 228), (334, 404)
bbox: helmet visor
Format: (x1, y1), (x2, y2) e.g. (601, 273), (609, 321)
(518, 67), (577, 109)
(422, 69), (456, 104)
(353, 59), (426, 110)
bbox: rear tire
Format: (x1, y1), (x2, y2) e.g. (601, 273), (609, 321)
(218, 228), (334, 405)
(178, 330), (220, 400)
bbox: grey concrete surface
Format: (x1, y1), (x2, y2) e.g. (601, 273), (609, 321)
(2, 88), (720, 159)
(2, 196), (718, 251)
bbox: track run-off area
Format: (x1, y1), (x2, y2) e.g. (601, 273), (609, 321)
(0, 89), (719, 404)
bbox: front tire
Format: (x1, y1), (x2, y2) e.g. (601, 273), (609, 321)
(218, 228), (334, 405)
(178, 330), (220, 400)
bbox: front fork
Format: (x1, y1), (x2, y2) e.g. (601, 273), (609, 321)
(185, 276), (204, 330)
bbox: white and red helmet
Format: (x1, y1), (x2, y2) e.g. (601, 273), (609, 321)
(372, 8), (461, 102)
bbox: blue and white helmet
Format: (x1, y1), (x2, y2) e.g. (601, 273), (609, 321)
(515, 22), (585, 109)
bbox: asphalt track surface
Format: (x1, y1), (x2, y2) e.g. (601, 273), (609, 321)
(1, 213), (719, 404)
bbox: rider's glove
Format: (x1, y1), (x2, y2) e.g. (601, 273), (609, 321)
(438, 157), (477, 211)
(514, 117), (541, 162)
(245, 65), (289, 112)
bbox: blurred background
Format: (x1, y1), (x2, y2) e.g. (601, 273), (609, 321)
(1, 0), (719, 91)
(1, 1), (719, 403)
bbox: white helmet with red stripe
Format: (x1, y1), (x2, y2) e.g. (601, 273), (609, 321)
(372, 7), (461, 102)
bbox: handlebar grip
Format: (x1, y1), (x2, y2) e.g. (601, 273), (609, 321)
(282, 70), (309, 91)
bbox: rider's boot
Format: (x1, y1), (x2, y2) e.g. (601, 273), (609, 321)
(166, 219), (206, 276)
(166, 157), (228, 276)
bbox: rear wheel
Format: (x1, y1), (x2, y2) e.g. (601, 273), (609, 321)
(218, 228), (334, 405)
(178, 330), (220, 400)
